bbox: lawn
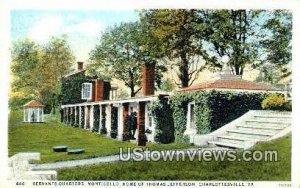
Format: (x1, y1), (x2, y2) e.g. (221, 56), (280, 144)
(57, 135), (291, 181)
(8, 111), (190, 163)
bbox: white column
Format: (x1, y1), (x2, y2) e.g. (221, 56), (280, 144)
(90, 105), (94, 131)
(37, 108), (40, 123)
(42, 108), (44, 122)
(106, 105), (111, 136)
(79, 106), (82, 128)
(23, 108), (26, 122)
(117, 104), (123, 140)
(84, 106), (88, 129)
(28, 109), (31, 123)
(99, 105), (102, 134)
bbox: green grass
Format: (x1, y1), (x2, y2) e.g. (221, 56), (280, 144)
(8, 111), (190, 163)
(57, 135), (291, 181)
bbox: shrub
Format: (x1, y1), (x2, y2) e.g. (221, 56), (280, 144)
(149, 96), (175, 144)
(93, 105), (100, 132)
(80, 106), (85, 128)
(74, 107), (79, 127)
(122, 115), (131, 141)
(100, 105), (107, 134)
(262, 94), (290, 111)
(110, 106), (118, 138)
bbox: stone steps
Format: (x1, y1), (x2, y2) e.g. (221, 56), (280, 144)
(236, 124), (285, 130)
(208, 141), (244, 149)
(206, 111), (291, 149)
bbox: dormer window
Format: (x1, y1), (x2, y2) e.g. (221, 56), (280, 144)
(82, 83), (92, 100)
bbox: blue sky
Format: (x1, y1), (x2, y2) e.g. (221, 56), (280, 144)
(11, 10), (139, 61)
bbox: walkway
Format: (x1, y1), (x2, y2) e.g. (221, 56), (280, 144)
(30, 147), (230, 170)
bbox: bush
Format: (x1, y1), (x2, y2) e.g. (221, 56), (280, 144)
(262, 94), (291, 111)
(150, 96), (175, 144)
(110, 106), (118, 139)
(93, 105), (100, 132)
(100, 105), (107, 134)
(80, 106), (85, 128)
(122, 115), (131, 141)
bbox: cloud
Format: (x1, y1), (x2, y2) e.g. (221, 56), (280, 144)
(28, 16), (64, 43)
(65, 20), (104, 37)
(28, 16), (105, 43)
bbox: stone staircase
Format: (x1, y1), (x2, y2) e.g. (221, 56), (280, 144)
(193, 111), (291, 149)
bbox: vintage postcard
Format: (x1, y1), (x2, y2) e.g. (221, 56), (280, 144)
(0, 0), (299, 187)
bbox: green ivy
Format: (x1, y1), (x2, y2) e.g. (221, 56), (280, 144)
(100, 105), (107, 134)
(61, 72), (91, 105)
(93, 105), (100, 132)
(122, 115), (131, 141)
(149, 96), (175, 144)
(170, 91), (270, 136)
(111, 106), (118, 138)
(75, 107), (79, 127)
(80, 106), (85, 128)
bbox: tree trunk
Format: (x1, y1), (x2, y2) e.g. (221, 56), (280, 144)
(129, 69), (135, 97)
(179, 53), (190, 88)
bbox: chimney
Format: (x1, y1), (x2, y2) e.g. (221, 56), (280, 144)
(94, 80), (111, 102)
(142, 63), (155, 96)
(77, 62), (83, 70)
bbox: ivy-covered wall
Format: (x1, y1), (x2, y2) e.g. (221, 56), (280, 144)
(111, 106), (118, 138)
(100, 105), (107, 134)
(61, 71), (92, 105)
(170, 91), (270, 137)
(149, 95), (175, 144)
(80, 106), (85, 128)
(93, 105), (100, 132)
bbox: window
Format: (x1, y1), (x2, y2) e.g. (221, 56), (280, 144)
(190, 104), (195, 128)
(82, 83), (92, 100)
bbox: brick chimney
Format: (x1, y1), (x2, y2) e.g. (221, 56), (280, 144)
(142, 63), (155, 96)
(77, 62), (83, 70)
(94, 80), (111, 102)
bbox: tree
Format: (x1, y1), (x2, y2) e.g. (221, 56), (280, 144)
(141, 10), (292, 86)
(39, 35), (75, 113)
(11, 39), (41, 96)
(140, 10), (216, 88)
(11, 36), (75, 112)
(259, 10), (292, 79)
(202, 10), (292, 75)
(89, 22), (167, 97)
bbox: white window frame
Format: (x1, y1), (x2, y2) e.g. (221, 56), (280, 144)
(82, 83), (93, 100)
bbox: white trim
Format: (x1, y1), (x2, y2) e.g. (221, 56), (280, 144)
(184, 101), (197, 136)
(61, 96), (159, 108)
(81, 82), (93, 100)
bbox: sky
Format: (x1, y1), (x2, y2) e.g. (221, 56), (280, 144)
(11, 10), (139, 61)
